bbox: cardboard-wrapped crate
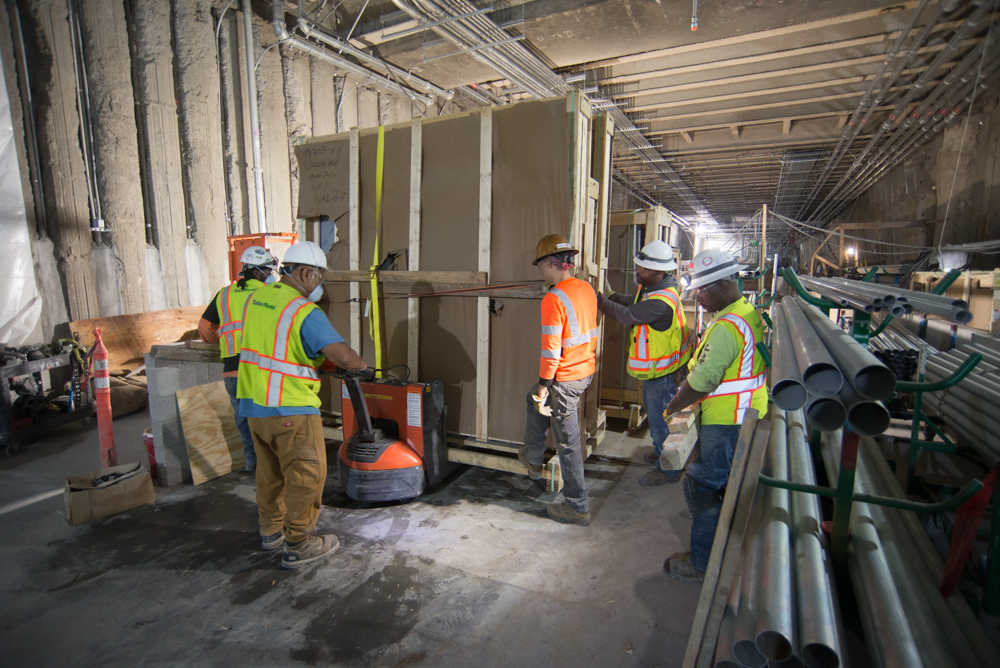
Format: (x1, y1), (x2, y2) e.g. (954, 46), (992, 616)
(64, 462), (156, 526)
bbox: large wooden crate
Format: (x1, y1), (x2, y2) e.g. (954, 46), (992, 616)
(294, 94), (613, 454)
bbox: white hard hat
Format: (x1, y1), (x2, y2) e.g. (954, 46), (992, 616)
(282, 241), (328, 271)
(239, 245), (276, 269)
(687, 248), (747, 290)
(634, 240), (677, 271)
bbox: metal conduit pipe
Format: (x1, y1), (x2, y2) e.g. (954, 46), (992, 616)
(245, 0), (268, 232)
(921, 375), (1000, 437)
(805, 392), (847, 432)
(962, 342), (1000, 366)
(715, 568), (743, 668)
(823, 278), (968, 310)
(815, 279), (972, 323)
(771, 304), (808, 411)
(855, 445), (960, 668)
(920, 391), (1000, 460)
(860, 435), (1000, 667)
(734, 497), (769, 668)
(799, 278), (877, 313)
(786, 411), (842, 668)
(795, 297), (896, 401)
(756, 410), (795, 663)
(821, 434), (925, 668)
(925, 358), (1000, 404)
(944, 348), (999, 372)
(780, 299), (843, 397)
(273, 4), (434, 105)
(291, 3), (453, 99)
(839, 382), (890, 437)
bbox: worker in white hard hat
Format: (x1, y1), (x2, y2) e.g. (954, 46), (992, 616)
(198, 245), (277, 474)
(236, 240), (371, 569)
(661, 248), (768, 583)
(598, 239), (693, 486)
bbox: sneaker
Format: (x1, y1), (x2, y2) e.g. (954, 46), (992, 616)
(664, 551), (705, 583)
(517, 446), (543, 480)
(639, 469), (682, 486)
(547, 501), (592, 526)
(281, 534), (340, 569)
(642, 451), (658, 466)
(261, 531), (285, 551)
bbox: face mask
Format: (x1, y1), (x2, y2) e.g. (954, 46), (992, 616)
(306, 283), (324, 303)
(264, 274), (277, 285)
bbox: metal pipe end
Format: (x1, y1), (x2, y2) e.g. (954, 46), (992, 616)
(953, 309), (973, 324)
(734, 640), (768, 668)
(806, 397), (847, 431)
(802, 643), (841, 668)
(773, 380), (808, 411)
(890, 305), (905, 316)
(756, 631), (793, 663)
(846, 401), (891, 436)
(801, 364), (844, 397)
(854, 366), (897, 401)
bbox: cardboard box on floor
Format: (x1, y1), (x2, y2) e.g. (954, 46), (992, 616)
(64, 462), (156, 526)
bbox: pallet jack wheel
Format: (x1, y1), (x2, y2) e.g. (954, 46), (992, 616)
(82, 415), (97, 428)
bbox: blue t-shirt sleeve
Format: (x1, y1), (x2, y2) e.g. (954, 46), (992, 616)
(299, 309), (345, 358)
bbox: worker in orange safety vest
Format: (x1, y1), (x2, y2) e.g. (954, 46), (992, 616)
(518, 234), (598, 526)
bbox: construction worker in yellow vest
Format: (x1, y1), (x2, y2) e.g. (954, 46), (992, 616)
(598, 240), (692, 486)
(237, 241), (371, 569)
(663, 248), (768, 583)
(198, 246), (277, 473)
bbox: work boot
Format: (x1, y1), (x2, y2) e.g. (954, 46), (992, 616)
(518, 446), (543, 480)
(664, 551), (705, 583)
(642, 450), (658, 466)
(547, 501), (591, 526)
(281, 534), (340, 569)
(261, 531), (285, 551)
(639, 468), (682, 486)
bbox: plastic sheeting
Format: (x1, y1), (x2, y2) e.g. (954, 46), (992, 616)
(0, 54), (41, 345)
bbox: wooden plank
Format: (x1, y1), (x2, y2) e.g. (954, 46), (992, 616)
(176, 381), (245, 485)
(349, 128), (361, 353)
(447, 434), (519, 455)
(384, 282), (546, 299)
(60, 306), (204, 372)
(669, 410), (697, 433)
(694, 418), (773, 668)
(600, 387), (642, 404)
(476, 107), (492, 440)
(681, 409), (762, 668)
(447, 447), (561, 489)
(660, 424), (699, 470)
(408, 118), (422, 380)
(324, 270), (488, 284)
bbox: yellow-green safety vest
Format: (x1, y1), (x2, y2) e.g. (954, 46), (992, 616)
(689, 297), (768, 425)
(627, 285), (692, 379)
(237, 283), (325, 409)
(215, 279), (264, 358)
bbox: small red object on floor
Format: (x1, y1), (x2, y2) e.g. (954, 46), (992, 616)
(92, 328), (118, 469)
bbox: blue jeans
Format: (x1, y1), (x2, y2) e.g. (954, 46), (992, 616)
(523, 375), (594, 513)
(224, 376), (256, 468)
(643, 373), (679, 473)
(684, 423), (742, 572)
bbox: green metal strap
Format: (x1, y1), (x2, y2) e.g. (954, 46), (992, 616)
(896, 354), (981, 392)
(931, 269), (962, 295)
(755, 341), (772, 368)
(871, 313), (894, 337)
(779, 268), (839, 309)
(861, 266), (880, 282)
(752, 292), (775, 309)
(759, 473), (983, 513)
(760, 311), (773, 330)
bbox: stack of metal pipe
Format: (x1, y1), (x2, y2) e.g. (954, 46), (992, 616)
(819, 431), (1000, 668)
(715, 409), (846, 668)
(771, 297), (895, 435)
(921, 343), (1000, 463)
(798, 276), (972, 324)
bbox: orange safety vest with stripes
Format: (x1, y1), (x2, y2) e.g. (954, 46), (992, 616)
(539, 277), (598, 382)
(689, 297), (768, 425)
(236, 283), (325, 408)
(627, 285), (692, 379)
(214, 279), (264, 359)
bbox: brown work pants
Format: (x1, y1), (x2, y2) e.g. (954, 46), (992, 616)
(248, 413), (326, 544)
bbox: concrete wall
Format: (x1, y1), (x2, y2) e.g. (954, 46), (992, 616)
(1, 1), (420, 342)
(802, 92), (1000, 272)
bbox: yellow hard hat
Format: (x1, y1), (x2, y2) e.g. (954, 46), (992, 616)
(533, 234), (579, 265)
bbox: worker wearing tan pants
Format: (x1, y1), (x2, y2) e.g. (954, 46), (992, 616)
(249, 413), (326, 545)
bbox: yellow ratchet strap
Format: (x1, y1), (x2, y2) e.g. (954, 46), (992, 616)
(368, 126), (385, 378)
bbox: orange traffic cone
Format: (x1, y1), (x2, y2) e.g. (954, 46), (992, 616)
(92, 328), (118, 468)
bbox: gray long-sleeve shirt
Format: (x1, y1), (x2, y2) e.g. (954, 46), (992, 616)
(597, 275), (677, 332)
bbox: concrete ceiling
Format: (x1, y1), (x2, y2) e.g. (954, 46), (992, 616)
(289, 1), (998, 229)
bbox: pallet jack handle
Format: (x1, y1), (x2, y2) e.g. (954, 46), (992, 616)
(341, 375), (377, 444)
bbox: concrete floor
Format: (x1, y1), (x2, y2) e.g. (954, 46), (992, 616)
(1, 411), (698, 667)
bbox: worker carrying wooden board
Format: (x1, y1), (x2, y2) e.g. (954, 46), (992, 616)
(236, 241), (371, 569)
(518, 235), (598, 526)
(663, 248), (768, 582)
(198, 245), (277, 474)
(598, 240), (693, 486)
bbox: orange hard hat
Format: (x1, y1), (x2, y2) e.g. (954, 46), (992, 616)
(533, 234), (579, 265)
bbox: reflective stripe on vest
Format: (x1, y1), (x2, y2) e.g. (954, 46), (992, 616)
(542, 287), (599, 359)
(216, 281), (262, 358)
(627, 286), (693, 378)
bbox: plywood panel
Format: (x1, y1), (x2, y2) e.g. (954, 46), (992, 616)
(488, 299), (542, 442)
(491, 98), (573, 281)
(176, 381), (244, 485)
(420, 296), (477, 434)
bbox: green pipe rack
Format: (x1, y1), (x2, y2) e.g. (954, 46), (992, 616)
(757, 267), (997, 612)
